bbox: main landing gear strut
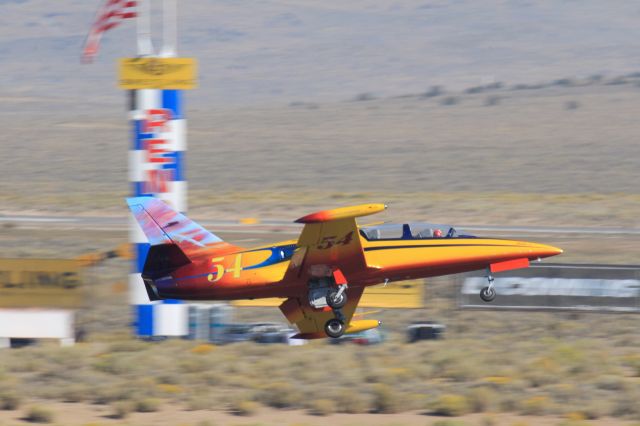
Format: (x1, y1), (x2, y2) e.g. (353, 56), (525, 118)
(479, 270), (496, 302)
(324, 270), (349, 338)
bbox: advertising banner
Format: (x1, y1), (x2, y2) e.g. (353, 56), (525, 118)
(0, 259), (83, 308)
(119, 58), (197, 89)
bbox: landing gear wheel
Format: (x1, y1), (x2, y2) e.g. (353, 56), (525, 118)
(324, 318), (345, 338)
(326, 288), (347, 309)
(480, 286), (496, 302)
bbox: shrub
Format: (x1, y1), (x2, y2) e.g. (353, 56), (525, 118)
(520, 395), (552, 415)
(25, 406), (54, 423)
(91, 384), (132, 405)
(190, 344), (216, 355)
(553, 78), (574, 87)
(259, 382), (300, 409)
(465, 85), (485, 94)
(432, 394), (470, 416)
(466, 387), (496, 412)
(484, 95), (500, 106)
(179, 357), (208, 374)
(111, 401), (132, 419)
(440, 96), (459, 106)
(61, 384), (88, 403)
(186, 394), (212, 411)
(336, 390), (369, 414)
(108, 339), (147, 352)
(421, 85), (444, 98)
(308, 398), (334, 416)
(565, 101), (580, 110)
(353, 93), (376, 102)
(232, 399), (259, 416)
(555, 421), (590, 426)
(0, 391), (21, 410)
(372, 383), (400, 413)
(157, 383), (183, 394)
(135, 398), (160, 413)
(565, 412), (587, 421)
(611, 393), (640, 417)
(433, 421), (469, 426)
(595, 375), (627, 391)
(480, 416), (497, 426)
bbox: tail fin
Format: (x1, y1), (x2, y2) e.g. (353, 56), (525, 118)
(127, 196), (224, 255)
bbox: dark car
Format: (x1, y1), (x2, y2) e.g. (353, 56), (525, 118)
(221, 324), (255, 343)
(407, 321), (446, 343)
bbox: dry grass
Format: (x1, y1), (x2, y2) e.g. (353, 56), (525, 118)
(1, 302), (638, 422)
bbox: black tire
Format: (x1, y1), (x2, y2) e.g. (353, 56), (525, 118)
(480, 286), (496, 302)
(324, 318), (345, 338)
(326, 288), (347, 309)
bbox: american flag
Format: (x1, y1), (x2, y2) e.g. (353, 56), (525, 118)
(82, 0), (137, 63)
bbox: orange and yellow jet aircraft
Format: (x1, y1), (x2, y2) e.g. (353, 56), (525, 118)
(128, 197), (562, 338)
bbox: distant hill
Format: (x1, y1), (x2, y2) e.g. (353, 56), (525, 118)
(1, 0), (640, 107)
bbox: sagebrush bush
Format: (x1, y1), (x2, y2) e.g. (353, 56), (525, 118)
(108, 339), (147, 353)
(186, 393), (212, 411)
(520, 395), (552, 415)
(466, 387), (496, 412)
(258, 382), (300, 409)
(372, 383), (400, 413)
(336, 389), (369, 414)
(611, 393), (640, 418)
(431, 394), (470, 416)
(231, 399), (259, 416)
(135, 398), (160, 413)
(24, 405), (54, 423)
(308, 398), (334, 416)
(111, 401), (132, 419)
(0, 391), (21, 410)
(60, 383), (88, 403)
(433, 420), (469, 426)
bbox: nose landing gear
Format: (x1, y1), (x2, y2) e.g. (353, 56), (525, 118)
(479, 273), (496, 302)
(327, 284), (348, 309)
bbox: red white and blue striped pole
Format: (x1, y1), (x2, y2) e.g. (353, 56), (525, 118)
(128, 0), (186, 337)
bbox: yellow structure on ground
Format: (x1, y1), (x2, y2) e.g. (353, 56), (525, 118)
(233, 279), (424, 309)
(0, 258), (83, 308)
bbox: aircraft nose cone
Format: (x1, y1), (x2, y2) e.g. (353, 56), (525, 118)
(534, 243), (563, 258)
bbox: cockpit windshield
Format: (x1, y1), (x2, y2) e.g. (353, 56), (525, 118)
(359, 223), (475, 241)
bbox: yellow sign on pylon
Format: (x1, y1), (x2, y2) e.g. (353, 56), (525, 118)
(0, 259), (83, 308)
(118, 58), (197, 89)
(233, 280), (424, 309)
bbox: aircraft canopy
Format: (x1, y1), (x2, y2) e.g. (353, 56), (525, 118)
(359, 223), (475, 240)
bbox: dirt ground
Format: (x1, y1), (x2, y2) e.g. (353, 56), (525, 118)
(1, 82), (639, 223)
(0, 402), (637, 426)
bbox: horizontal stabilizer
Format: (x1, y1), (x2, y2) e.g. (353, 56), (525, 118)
(295, 203), (387, 224)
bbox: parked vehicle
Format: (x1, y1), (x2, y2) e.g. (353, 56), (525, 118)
(219, 322), (293, 344)
(329, 327), (385, 345)
(407, 321), (446, 342)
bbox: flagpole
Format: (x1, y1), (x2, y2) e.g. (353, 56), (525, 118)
(136, 0), (153, 56)
(161, 0), (177, 57)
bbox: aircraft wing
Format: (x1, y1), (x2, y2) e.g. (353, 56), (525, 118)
(280, 286), (378, 338)
(284, 204), (386, 281)
(279, 204), (386, 338)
